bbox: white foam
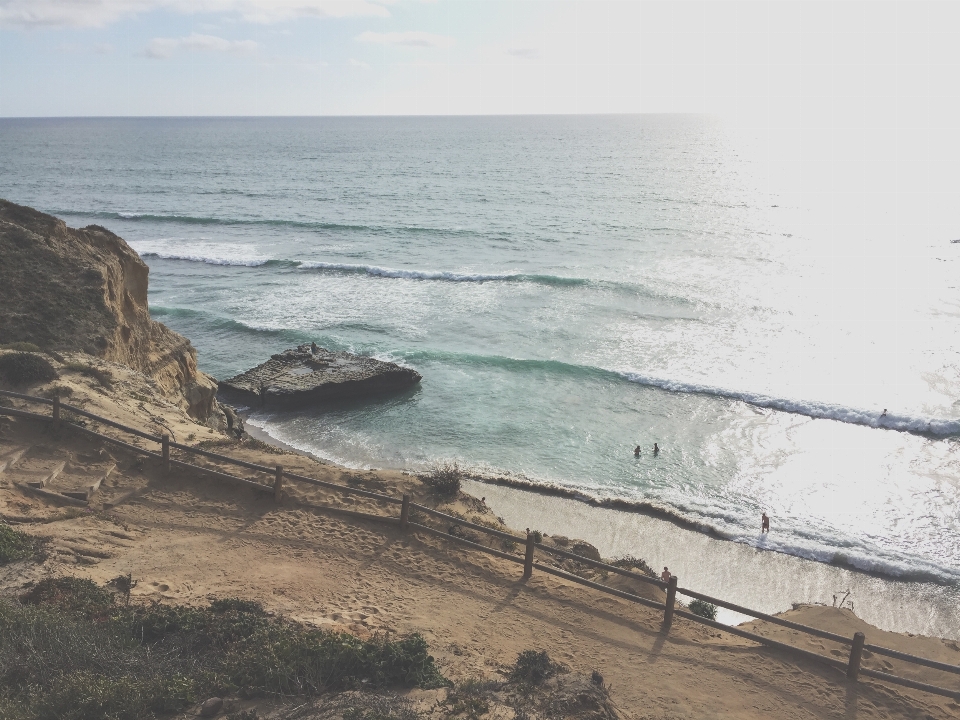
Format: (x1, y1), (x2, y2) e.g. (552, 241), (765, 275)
(299, 261), (518, 282)
(130, 240), (270, 267)
(618, 371), (960, 436)
(140, 251), (269, 267)
(728, 530), (960, 584)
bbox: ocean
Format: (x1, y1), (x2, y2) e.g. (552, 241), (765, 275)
(1, 116), (958, 634)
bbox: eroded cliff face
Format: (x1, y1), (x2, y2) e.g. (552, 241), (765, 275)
(0, 199), (219, 420)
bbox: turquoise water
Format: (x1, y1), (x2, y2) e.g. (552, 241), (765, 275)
(1, 116), (958, 593)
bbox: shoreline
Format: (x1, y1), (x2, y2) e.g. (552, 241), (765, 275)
(237, 406), (960, 640)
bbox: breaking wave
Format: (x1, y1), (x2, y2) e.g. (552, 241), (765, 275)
(618, 371), (960, 436)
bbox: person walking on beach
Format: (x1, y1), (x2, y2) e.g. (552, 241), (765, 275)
(634, 445), (641, 457)
(761, 512), (770, 533)
(661, 566), (671, 583)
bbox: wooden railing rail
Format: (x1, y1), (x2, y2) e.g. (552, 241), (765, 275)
(0, 390), (958, 703)
(535, 542), (667, 589)
(285, 469), (403, 505)
(676, 585), (854, 646)
(408, 521), (527, 565)
(533, 562), (665, 611)
(411, 502), (526, 544)
(861, 643), (960, 676)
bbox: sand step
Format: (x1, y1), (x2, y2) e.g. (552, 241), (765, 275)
(56, 463), (115, 501)
(10, 459), (66, 489)
(0, 445), (29, 473)
(16, 482), (87, 507)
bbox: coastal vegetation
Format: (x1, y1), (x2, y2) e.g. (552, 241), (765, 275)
(0, 352), (58, 387)
(0, 522), (43, 565)
(419, 462), (463, 500)
(0, 578), (447, 720)
(689, 599), (718, 621)
(62, 361), (114, 389)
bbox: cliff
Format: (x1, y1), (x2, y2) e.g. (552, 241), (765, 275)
(0, 199), (218, 421)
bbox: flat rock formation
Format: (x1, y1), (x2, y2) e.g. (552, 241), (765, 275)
(0, 199), (219, 421)
(220, 344), (421, 409)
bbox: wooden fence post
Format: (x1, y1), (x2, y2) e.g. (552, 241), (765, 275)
(847, 632), (865, 680)
(52, 395), (60, 430)
(663, 576), (678, 629)
(523, 531), (535, 579)
(161, 434), (170, 475)
(400, 494), (410, 530)
(274, 465), (284, 502)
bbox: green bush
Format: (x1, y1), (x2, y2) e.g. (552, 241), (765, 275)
(0, 524), (40, 565)
(0, 353), (58, 386)
(20, 577), (116, 619)
(509, 650), (561, 685)
(40, 384), (73, 399)
(0, 581), (448, 720)
(419, 463), (462, 500)
(0, 342), (42, 353)
(688, 599), (718, 620)
(611, 555), (657, 579)
(62, 362), (113, 388)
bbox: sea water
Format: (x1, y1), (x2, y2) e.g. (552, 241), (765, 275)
(1, 116), (958, 633)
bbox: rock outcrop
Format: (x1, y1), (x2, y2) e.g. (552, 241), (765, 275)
(220, 344), (421, 409)
(0, 199), (219, 421)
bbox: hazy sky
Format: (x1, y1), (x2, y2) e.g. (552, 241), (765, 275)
(1, 0), (959, 126)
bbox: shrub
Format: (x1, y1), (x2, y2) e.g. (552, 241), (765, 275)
(419, 462), (462, 500)
(1, 342), (42, 353)
(509, 650), (561, 685)
(0, 523), (40, 565)
(529, 530), (543, 544)
(20, 577), (115, 619)
(444, 679), (492, 720)
(689, 599), (717, 620)
(0, 583), (448, 720)
(40, 384), (73, 399)
(0, 352), (58, 386)
(62, 361), (113, 388)
(611, 555), (657, 579)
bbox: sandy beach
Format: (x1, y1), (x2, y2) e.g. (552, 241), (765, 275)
(465, 479), (960, 641)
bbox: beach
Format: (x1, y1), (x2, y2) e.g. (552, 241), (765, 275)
(466, 479), (960, 639)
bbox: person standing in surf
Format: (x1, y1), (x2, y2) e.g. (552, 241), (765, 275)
(761, 512), (770, 533)
(634, 445), (641, 457)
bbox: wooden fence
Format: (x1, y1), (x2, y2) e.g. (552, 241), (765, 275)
(1, 387), (958, 703)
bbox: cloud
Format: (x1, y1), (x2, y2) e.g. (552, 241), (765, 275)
(506, 47), (538, 60)
(145, 33), (258, 59)
(356, 30), (454, 49)
(0, 0), (392, 28)
(349, 57), (370, 68)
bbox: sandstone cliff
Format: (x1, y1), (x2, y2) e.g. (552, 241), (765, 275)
(0, 199), (219, 421)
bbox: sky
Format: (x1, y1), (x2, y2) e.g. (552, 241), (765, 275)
(1, 0), (958, 126)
